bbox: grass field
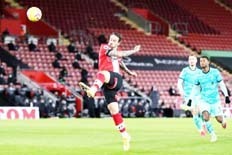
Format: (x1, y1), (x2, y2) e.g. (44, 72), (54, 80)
(0, 118), (231, 155)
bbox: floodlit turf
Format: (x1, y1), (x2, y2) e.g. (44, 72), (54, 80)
(0, 118), (231, 155)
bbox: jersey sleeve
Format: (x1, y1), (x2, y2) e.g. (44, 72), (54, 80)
(179, 69), (185, 80)
(99, 44), (110, 56)
(215, 69), (222, 83)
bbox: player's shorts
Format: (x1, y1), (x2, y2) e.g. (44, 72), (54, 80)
(102, 71), (123, 104)
(199, 99), (223, 117)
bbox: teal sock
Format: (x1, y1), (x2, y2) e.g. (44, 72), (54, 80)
(205, 121), (214, 134)
(193, 115), (203, 131)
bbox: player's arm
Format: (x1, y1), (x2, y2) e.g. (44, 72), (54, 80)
(108, 45), (141, 57)
(119, 61), (137, 77)
(219, 80), (230, 104)
(187, 84), (200, 106)
(177, 78), (184, 98)
(216, 70), (230, 103)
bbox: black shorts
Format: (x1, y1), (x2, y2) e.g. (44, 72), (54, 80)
(102, 71), (123, 104)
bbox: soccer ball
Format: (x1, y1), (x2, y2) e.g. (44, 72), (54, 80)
(26, 7), (42, 22)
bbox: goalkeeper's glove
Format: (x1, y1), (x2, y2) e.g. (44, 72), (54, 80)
(225, 96), (230, 104)
(187, 99), (192, 107)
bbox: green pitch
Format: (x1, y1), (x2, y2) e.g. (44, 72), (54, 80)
(0, 118), (231, 155)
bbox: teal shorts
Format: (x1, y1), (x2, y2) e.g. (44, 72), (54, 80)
(199, 99), (223, 117)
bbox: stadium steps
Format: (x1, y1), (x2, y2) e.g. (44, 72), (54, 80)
(111, 0), (150, 35)
(168, 36), (195, 55)
(215, 0), (232, 13)
(114, 0), (178, 36)
(174, 0), (232, 35)
(111, 0), (128, 12)
(118, 0), (219, 34)
(118, 16), (150, 35)
(5, 0), (22, 8)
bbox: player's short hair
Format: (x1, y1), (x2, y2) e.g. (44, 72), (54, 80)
(189, 54), (197, 59)
(200, 55), (210, 61)
(189, 54), (196, 57)
(111, 32), (122, 42)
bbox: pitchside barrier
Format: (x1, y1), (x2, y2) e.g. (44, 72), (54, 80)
(0, 106), (231, 120)
(0, 107), (40, 120)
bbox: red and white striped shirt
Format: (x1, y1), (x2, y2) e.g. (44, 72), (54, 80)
(98, 44), (121, 74)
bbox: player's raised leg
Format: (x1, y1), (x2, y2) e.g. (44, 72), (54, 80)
(79, 71), (110, 97)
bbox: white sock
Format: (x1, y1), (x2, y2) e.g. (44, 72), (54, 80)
(121, 131), (129, 137)
(210, 131), (216, 136)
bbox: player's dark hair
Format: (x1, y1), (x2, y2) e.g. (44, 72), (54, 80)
(111, 32), (122, 42)
(200, 55), (210, 61)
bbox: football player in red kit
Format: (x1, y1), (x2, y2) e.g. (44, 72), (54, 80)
(79, 32), (140, 151)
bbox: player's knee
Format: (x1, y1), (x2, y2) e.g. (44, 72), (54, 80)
(107, 102), (119, 115)
(98, 71), (110, 83)
(202, 111), (210, 121)
(204, 117), (210, 122)
(203, 115), (210, 121)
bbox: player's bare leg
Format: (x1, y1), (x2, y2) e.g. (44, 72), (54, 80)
(201, 122), (207, 136)
(108, 102), (131, 151)
(215, 115), (227, 129)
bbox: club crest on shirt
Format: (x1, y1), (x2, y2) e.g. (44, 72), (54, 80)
(103, 45), (110, 50)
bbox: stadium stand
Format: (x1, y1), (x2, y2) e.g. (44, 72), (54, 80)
(118, 0), (219, 34)
(174, 0), (232, 51)
(220, 0), (232, 8)
(19, 0), (131, 34)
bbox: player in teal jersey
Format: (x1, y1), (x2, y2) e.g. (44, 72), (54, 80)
(178, 55), (206, 136)
(188, 56), (230, 142)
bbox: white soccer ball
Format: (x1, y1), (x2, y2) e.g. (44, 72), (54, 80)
(26, 7), (42, 22)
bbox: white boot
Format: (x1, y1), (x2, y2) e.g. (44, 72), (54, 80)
(210, 132), (217, 142)
(122, 133), (131, 151)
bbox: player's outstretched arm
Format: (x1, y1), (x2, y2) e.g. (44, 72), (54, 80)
(219, 81), (230, 104)
(119, 61), (137, 77)
(177, 78), (184, 98)
(187, 85), (200, 106)
(108, 45), (141, 57)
